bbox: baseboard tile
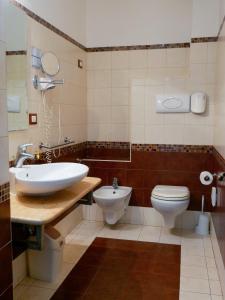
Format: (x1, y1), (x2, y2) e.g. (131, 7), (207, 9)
(82, 204), (201, 229)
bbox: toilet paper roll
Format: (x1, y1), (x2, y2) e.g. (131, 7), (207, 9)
(200, 171), (213, 185)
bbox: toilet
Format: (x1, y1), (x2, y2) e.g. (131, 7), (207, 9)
(93, 186), (132, 225)
(151, 185), (190, 228)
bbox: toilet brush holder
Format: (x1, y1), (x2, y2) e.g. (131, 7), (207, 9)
(195, 213), (209, 236)
(195, 195), (209, 236)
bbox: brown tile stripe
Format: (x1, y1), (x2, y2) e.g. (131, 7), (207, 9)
(86, 42), (190, 52)
(10, 0), (86, 51)
(191, 37), (218, 43)
(9, 142), (214, 165)
(87, 141), (130, 149)
(0, 183), (10, 204)
(51, 237), (180, 300)
(6, 50), (27, 55)
(132, 144), (213, 153)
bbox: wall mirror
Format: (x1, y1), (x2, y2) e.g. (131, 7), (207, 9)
(6, 2), (28, 132)
(41, 52), (60, 76)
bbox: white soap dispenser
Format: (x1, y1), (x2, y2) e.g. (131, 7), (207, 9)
(191, 92), (207, 114)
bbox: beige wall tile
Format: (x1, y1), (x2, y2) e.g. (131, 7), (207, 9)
(0, 90), (8, 137)
(128, 50), (148, 69)
(166, 48), (189, 67)
(87, 43), (215, 146)
(111, 51), (129, 70)
(148, 49), (166, 68)
(9, 18), (87, 158)
(111, 70), (129, 87)
(190, 43), (208, 64)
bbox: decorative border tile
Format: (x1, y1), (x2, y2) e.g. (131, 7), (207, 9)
(0, 183), (10, 203)
(10, 142), (214, 165)
(191, 37), (218, 43)
(86, 141), (130, 149)
(131, 144), (213, 153)
(86, 43), (190, 52)
(10, 0), (86, 51)
(6, 50), (27, 56)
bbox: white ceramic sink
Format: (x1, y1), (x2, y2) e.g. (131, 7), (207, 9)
(10, 162), (89, 196)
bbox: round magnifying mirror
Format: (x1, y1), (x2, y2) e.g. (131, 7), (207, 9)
(41, 52), (60, 76)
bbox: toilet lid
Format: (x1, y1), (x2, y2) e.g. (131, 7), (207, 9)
(152, 185), (190, 201)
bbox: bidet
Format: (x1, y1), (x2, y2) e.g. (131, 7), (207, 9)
(93, 186), (132, 224)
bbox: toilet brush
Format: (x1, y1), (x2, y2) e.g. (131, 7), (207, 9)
(195, 195), (209, 236)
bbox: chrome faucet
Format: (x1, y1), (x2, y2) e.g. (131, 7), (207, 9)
(112, 177), (119, 189)
(14, 144), (35, 168)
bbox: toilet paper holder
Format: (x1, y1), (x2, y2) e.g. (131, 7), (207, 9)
(209, 172), (225, 182)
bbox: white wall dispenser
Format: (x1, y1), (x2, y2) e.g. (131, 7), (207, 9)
(191, 92), (207, 114)
(156, 94), (190, 113)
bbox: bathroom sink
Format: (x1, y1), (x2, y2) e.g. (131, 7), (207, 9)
(10, 163), (89, 196)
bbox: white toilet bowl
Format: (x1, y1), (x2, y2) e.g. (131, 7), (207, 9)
(93, 186), (132, 225)
(151, 185), (190, 228)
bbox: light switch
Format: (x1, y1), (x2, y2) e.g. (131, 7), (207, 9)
(29, 113), (38, 125)
(78, 59), (83, 69)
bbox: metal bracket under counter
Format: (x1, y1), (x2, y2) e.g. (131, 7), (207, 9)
(77, 191), (93, 205)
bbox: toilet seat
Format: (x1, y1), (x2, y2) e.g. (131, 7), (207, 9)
(152, 185), (190, 201)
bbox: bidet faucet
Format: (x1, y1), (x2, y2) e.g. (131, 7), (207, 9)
(14, 144), (35, 168)
(112, 177), (119, 189)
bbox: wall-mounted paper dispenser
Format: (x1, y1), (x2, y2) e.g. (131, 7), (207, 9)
(156, 94), (190, 113)
(191, 92), (207, 114)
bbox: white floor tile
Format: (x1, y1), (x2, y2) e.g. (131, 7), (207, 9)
(211, 295), (223, 300)
(180, 276), (210, 294)
(181, 255), (207, 267)
(138, 225), (161, 242)
(181, 265), (208, 280)
(13, 285), (29, 300)
(97, 224), (121, 239)
(207, 267), (219, 281)
(206, 257), (217, 268)
(63, 244), (87, 264)
(182, 243), (205, 256)
(15, 286), (55, 300)
(179, 291), (211, 300)
(203, 238), (214, 258)
(117, 224), (142, 240)
(159, 228), (182, 245)
(209, 280), (222, 296)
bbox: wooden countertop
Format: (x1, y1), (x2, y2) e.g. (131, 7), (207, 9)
(11, 177), (101, 225)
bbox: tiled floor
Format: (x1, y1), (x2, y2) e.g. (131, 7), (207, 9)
(14, 221), (224, 300)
